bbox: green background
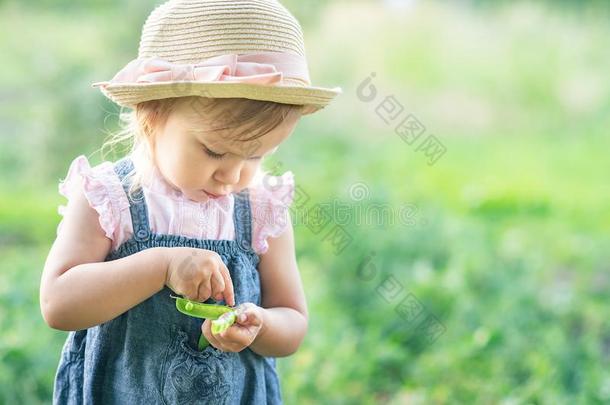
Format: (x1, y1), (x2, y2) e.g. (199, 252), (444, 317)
(1, 0), (609, 403)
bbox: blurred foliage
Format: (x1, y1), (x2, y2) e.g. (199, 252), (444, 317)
(1, 0), (610, 403)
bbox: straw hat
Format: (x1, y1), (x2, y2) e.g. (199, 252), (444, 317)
(91, 0), (342, 115)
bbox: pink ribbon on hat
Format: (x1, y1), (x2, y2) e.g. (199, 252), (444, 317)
(92, 52), (310, 88)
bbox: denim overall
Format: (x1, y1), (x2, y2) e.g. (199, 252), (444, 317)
(53, 157), (283, 404)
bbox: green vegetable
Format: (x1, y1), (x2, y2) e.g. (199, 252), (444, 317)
(198, 334), (210, 351)
(211, 310), (237, 335)
(172, 295), (233, 319)
(170, 295), (236, 351)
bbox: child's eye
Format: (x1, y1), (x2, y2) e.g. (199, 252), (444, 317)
(202, 143), (263, 161)
(203, 146), (225, 160)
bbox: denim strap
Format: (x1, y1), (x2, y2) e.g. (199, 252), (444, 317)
(113, 157), (151, 243)
(233, 188), (254, 252)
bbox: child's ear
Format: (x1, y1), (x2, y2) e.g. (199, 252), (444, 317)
(141, 122), (161, 163)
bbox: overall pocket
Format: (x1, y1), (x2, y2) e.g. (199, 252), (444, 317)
(161, 328), (235, 405)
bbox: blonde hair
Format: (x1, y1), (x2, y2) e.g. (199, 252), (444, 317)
(100, 96), (304, 200)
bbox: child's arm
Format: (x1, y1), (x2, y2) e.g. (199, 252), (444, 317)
(248, 215), (309, 357)
(40, 185), (169, 331)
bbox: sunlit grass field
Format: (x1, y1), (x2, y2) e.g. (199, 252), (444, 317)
(1, 1), (609, 403)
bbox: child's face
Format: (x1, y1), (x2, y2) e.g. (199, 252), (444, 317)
(150, 100), (298, 203)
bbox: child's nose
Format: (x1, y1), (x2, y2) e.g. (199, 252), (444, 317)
(214, 162), (243, 186)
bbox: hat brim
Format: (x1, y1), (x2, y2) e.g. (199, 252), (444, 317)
(95, 81), (342, 115)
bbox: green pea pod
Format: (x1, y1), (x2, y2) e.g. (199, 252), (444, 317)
(198, 334), (210, 351)
(172, 295), (233, 320)
(211, 310), (237, 335)
(170, 295), (236, 352)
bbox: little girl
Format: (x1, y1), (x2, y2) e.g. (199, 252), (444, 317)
(38, 0), (340, 403)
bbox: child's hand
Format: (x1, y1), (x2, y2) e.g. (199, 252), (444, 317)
(201, 303), (265, 352)
(163, 247), (235, 306)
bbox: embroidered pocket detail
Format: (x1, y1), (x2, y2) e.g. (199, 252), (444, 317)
(161, 328), (234, 405)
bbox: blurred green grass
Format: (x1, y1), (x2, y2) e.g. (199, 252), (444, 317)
(1, 0), (610, 403)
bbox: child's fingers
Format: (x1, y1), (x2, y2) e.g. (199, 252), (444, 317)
(219, 323), (257, 347)
(201, 319), (213, 342)
(235, 303), (263, 327)
(215, 261), (235, 306)
(203, 318), (249, 351)
(209, 270), (225, 301)
(202, 319), (227, 351)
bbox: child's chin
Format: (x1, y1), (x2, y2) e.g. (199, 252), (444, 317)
(182, 189), (209, 203)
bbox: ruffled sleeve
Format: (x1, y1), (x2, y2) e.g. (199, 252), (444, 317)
(249, 170), (295, 255)
(57, 155), (131, 251)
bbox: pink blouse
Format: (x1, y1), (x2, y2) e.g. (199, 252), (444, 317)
(56, 155), (295, 255)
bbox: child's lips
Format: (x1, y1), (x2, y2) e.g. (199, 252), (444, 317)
(203, 190), (224, 198)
